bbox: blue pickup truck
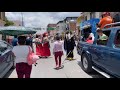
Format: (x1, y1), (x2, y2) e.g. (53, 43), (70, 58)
(77, 22), (120, 78)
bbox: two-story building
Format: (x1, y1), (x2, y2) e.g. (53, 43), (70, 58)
(63, 17), (78, 33)
(47, 24), (57, 37)
(81, 12), (118, 22)
(81, 12), (103, 21)
(56, 20), (66, 34)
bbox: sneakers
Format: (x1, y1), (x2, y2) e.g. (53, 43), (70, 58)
(59, 65), (64, 69)
(54, 65), (59, 70)
(66, 57), (73, 60)
(54, 65), (64, 70)
(69, 58), (74, 60)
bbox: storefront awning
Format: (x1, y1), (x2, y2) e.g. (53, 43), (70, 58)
(47, 27), (56, 31)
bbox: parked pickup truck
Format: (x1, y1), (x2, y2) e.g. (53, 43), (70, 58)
(77, 22), (120, 78)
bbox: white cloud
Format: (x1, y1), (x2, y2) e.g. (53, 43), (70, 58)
(5, 12), (81, 28)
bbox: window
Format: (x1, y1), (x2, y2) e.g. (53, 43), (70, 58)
(0, 41), (8, 54)
(97, 30), (111, 46)
(85, 16), (87, 21)
(90, 12), (95, 19)
(90, 13), (92, 19)
(114, 30), (120, 48)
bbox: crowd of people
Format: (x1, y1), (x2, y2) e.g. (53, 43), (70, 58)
(34, 33), (51, 58)
(10, 30), (77, 78)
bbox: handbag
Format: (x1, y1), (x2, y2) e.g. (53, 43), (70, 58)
(27, 46), (39, 65)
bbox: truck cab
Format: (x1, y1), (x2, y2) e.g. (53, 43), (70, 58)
(77, 22), (120, 78)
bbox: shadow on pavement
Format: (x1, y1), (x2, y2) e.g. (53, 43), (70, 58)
(77, 61), (105, 78)
(39, 56), (53, 59)
(3, 68), (15, 78)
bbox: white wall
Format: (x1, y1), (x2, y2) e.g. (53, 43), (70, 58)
(57, 22), (65, 33)
(87, 14), (90, 20)
(0, 34), (2, 40)
(82, 12), (102, 21)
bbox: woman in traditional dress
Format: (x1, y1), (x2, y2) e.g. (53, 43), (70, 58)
(42, 33), (51, 58)
(35, 34), (43, 58)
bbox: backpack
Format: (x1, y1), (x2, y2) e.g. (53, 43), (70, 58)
(27, 46), (39, 66)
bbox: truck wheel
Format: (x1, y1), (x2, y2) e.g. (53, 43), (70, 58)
(81, 53), (93, 73)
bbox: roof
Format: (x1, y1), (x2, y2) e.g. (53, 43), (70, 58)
(65, 17), (78, 19)
(47, 24), (57, 27)
(47, 27), (55, 30)
(64, 17), (78, 21)
(57, 20), (64, 24)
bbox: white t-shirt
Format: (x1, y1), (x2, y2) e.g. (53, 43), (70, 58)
(89, 33), (95, 41)
(12, 45), (32, 63)
(53, 41), (64, 52)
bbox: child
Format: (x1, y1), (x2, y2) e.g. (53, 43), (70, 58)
(86, 36), (93, 44)
(53, 36), (64, 69)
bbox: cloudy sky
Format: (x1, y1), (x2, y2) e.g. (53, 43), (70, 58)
(6, 12), (81, 28)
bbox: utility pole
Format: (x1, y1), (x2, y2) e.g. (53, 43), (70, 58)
(21, 12), (24, 26)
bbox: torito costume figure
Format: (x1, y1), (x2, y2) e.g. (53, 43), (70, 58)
(64, 31), (76, 60)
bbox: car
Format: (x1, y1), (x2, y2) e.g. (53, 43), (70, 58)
(0, 40), (15, 78)
(77, 22), (120, 78)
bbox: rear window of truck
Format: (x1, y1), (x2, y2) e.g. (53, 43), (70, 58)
(114, 30), (120, 48)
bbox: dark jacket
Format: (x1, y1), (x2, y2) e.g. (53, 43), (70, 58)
(64, 36), (75, 51)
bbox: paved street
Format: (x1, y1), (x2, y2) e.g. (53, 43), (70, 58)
(5, 41), (104, 78)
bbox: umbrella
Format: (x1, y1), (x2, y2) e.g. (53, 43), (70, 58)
(0, 26), (37, 36)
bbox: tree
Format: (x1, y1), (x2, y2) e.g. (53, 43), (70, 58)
(4, 17), (14, 26)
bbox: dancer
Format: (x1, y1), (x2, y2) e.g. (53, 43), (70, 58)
(42, 33), (51, 58)
(64, 31), (76, 60)
(35, 34), (43, 58)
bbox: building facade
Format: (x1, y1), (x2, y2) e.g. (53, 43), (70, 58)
(82, 12), (103, 21)
(81, 12), (118, 22)
(47, 24), (57, 36)
(0, 12), (6, 40)
(56, 20), (66, 34)
(0, 12), (5, 26)
(64, 17), (78, 33)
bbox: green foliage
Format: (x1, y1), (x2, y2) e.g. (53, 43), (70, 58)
(4, 17), (14, 26)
